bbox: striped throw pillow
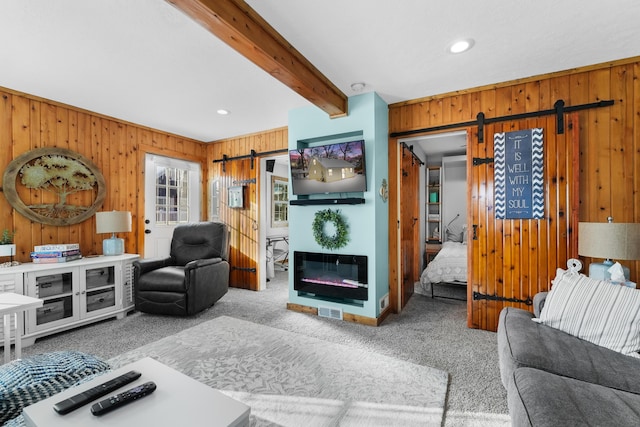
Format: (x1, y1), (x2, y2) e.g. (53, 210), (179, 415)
(537, 268), (640, 356)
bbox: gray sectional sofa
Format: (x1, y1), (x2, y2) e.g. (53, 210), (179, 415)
(497, 293), (640, 427)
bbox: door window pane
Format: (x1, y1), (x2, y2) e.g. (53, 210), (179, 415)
(155, 166), (191, 225)
(271, 176), (289, 228)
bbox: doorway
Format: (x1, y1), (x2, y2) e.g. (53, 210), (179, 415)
(143, 153), (201, 258)
(407, 131), (468, 271)
(258, 155), (290, 290)
(395, 131), (468, 310)
(392, 115), (580, 332)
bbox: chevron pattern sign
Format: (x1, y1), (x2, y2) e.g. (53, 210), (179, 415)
(494, 128), (544, 219)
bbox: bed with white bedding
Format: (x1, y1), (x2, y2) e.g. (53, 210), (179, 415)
(418, 241), (468, 298)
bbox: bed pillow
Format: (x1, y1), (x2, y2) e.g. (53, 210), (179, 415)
(536, 268), (640, 356)
(446, 223), (465, 243)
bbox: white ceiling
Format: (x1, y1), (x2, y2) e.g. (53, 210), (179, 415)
(405, 131), (468, 164)
(1, 1), (639, 143)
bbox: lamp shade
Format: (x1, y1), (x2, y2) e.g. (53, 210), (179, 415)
(578, 221), (640, 260)
(96, 211), (132, 234)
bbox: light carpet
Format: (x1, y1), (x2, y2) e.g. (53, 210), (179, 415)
(108, 315), (449, 427)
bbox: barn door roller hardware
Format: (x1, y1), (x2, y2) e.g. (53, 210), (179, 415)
(473, 291), (532, 305)
(221, 154), (229, 172)
(400, 142), (425, 165)
(389, 99), (614, 142)
(213, 148), (289, 171)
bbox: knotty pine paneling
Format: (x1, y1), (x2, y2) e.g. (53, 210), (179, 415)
(0, 87), (206, 262)
(399, 145), (420, 308)
(207, 127), (287, 290)
(389, 57), (640, 331)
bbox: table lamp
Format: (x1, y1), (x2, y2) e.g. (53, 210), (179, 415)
(96, 211), (132, 256)
(578, 217), (640, 280)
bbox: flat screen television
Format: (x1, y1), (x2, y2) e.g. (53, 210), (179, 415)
(289, 140), (366, 196)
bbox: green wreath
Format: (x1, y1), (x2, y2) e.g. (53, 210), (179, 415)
(312, 209), (349, 250)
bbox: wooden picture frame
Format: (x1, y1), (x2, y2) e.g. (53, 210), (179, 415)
(228, 185), (244, 209)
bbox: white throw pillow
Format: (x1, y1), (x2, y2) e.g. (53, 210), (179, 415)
(446, 223), (465, 243)
(537, 268), (640, 356)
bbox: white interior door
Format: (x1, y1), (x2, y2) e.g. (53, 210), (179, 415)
(144, 154), (201, 258)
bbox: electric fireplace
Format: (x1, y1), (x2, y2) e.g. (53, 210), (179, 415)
(294, 251), (368, 301)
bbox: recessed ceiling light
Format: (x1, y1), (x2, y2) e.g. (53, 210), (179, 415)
(217, 109), (230, 115)
(448, 39), (474, 54)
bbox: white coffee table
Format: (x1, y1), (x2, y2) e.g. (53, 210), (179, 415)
(23, 357), (250, 427)
(0, 292), (43, 364)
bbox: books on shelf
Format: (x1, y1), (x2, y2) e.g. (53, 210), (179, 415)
(30, 249), (81, 258)
(31, 254), (82, 264)
(31, 244), (82, 263)
(33, 243), (80, 252)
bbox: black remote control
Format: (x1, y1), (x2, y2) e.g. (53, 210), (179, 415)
(53, 370), (142, 415)
(90, 381), (157, 416)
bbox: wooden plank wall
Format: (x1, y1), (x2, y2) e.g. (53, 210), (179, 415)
(388, 57), (640, 329)
(207, 128), (288, 290)
(0, 87), (206, 262)
(4, 55), (638, 320)
(467, 115), (579, 331)
(400, 145), (421, 308)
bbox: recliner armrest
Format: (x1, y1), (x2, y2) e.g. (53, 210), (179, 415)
(182, 259), (230, 308)
(134, 257), (173, 275)
(185, 257), (223, 270)
(533, 292), (548, 317)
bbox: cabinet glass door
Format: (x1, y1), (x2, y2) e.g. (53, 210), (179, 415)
(34, 272), (74, 326)
(83, 265), (117, 314)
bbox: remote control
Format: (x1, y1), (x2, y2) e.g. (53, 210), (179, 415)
(90, 381), (157, 416)
(53, 370), (142, 415)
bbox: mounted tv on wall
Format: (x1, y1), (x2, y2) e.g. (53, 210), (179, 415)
(289, 140), (366, 196)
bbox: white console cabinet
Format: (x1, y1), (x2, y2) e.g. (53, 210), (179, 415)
(0, 254), (138, 346)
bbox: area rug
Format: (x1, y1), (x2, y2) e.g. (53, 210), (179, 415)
(108, 315), (448, 426)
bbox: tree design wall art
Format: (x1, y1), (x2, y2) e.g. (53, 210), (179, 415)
(2, 148), (106, 226)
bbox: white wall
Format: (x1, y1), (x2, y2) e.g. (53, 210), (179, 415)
(442, 155), (467, 236)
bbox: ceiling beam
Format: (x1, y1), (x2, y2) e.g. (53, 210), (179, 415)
(167, 0), (348, 118)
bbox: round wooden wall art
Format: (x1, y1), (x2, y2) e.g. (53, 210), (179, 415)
(2, 148), (106, 226)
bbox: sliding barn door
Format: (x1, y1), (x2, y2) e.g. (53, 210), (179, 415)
(468, 113), (579, 331)
(217, 158), (259, 290)
(400, 145), (421, 308)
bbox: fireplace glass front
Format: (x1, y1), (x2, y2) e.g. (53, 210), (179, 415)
(294, 251), (368, 301)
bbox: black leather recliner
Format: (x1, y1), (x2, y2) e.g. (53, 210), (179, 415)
(134, 222), (230, 316)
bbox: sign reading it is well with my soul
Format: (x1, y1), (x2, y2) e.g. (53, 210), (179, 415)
(494, 128), (544, 219)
